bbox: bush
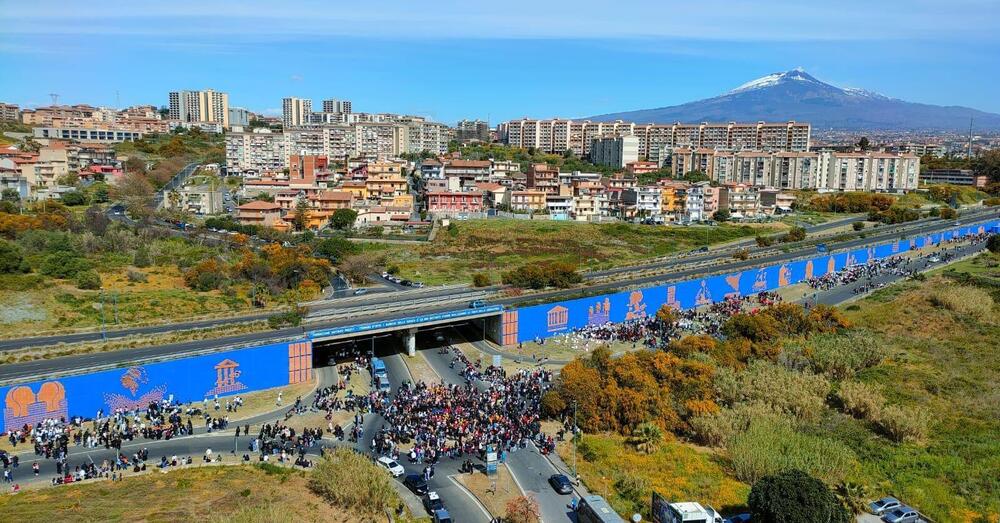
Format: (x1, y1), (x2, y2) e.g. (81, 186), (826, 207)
(929, 285), (995, 321)
(715, 361), (830, 422)
(688, 403), (779, 447)
(502, 261), (581, 289)
(836, 381), (885, 420)
(756, 235), (775, 247)
(987, 234), (1000, 254)
(75, 270), (102, 290)
(505, 495), (541, 523)
(472, 272), (491, 287)
(732, 248), (750, 261)
(0, 239), (29, 273)
(40, 251), (91, 279)
(801, 331), (886, 379)
(984, 197), (1000, 207)
(314, 236), (357, 262)
(852, 221), (865, 231)
(729, 419), (857, 485)
(783, 226), (806, 243)
(748, 469), (851, 523)
(938, 206), (958, 219)
(308, 448), (401, 514)
(132, 246), (151, 268)
(876, 404), (930, 443)
(268, 309), (303, 329)
(126, 269), (148, 283)
(60, 191), (88, 206)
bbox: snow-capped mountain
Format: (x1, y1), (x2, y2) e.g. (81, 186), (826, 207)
(587, 69), (1000, 130)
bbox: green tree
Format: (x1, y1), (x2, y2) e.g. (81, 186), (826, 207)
(133, 246), (151, 268)
(472, 272), (491, 287)
(0, 240), (28, 273)
(75, 270), (102, 290)
(852, 221), (864, 231)
(40, 251), (91, 279)
(2, 188), (21, 202)
(112, 172), (155, 221)
(292, 199), (310, 231)
(987, 234), (1000, 254)
(857, 136), (871, 151)
(315, 236), (357, 262)
(784, 226), (807, 242)
(712, 209), (731, 222)
(60, 191), (87, 206)
(972, 149), (1000, 183)
(630, 422), (663, 454)
(329, 208), (358, 230)
(748, 469), (851, 523)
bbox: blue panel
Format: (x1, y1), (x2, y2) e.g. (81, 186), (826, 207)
(0, 340), (298, 434)
(786, 259), (809, 286)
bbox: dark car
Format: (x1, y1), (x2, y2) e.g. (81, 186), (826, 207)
(423, 491), (444, 512)
(404, 474), (428, 495)
(548, 474), (573, 495)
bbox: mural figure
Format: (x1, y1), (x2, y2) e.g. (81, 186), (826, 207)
(120, 367), (148, 396)
(778, 265), (791, 287)
(4, 381), (68, 431)
(625, 291), (647, 320)
(827, 256), (836, 274)
(752, 268), (768, 291)
(665, 286), (681, 310)
(695, 280), (713, 306)
(205, 359), (248, 397)
(104, 366), (166, 413)
(725, 274), (741, 298)
(546, 306), (569, 332)
(804, 260), (814, 280)
(588, 298), (611, 325)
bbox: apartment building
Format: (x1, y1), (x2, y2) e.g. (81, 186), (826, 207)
(322, 99), (352, 114)
(501, 119), (811, 157)
(456, 119), (491, 142)
(228, 107), (252, 127)
(34, 127), (143, 143)
(444, 160), (491, 187)
(226, 128), (286, 175)
(0, 102), (19, 122)
(684, 183), (708, 222)
(426, 191), (484, 215)
(920, 169), (988, 188)
(236, 200), (286, 228)
(169, 90), (229, 127)
(626, 161), (659, 176)
(726, 184), (760, 218)
(821, 152), (920, 192)
(526, 164), (560, 195)
(282, 97), (313, 127)
(510, 190), (547, 212)
(590, 135), (639, 168)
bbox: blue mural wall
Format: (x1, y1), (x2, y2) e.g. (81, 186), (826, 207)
(509, 221), (1000, 343)
(0, 339), (312, 434)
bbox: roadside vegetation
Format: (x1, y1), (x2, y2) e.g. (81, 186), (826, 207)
(546, 260), (1000, 521)
(0, 462), (417, 522)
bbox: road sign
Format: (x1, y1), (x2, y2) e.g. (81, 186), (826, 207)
(492, 354), (502, 367)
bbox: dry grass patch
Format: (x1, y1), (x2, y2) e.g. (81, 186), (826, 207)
(454, 465), (522, 518)
(928, 285), (995, 321)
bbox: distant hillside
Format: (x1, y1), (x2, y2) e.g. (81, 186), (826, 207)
(587, 69), (1000, 131)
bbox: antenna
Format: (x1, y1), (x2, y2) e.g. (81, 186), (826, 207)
(967, 116), (974, 159)
(49, 93), (60, 106)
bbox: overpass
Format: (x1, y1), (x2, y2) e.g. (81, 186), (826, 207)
(308, 305), (503, 359)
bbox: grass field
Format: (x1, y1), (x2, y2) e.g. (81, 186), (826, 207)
(379, 219), (772, 285)
(0, 464), (363, 523)
(0, 265), (276, 338)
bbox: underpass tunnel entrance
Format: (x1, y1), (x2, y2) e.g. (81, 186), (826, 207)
(311, 333), (404, 368)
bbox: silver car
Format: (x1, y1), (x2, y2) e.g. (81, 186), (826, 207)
(881, 506), (920, 523)
(869, 497), (902, 515)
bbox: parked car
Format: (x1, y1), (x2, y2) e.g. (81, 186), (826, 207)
(468, 299), (487, 308)
(353, 288), (368, 296)
(400, 279), (412, 286)
(413, 282), (425, 288)
(723, 514), (751, 523)
(423, 491), (444, 512)
(869, 497), (903, 515)
(432, 508), (452, 523)
(403, 473), (428, 495)
(547, 474), (573, 494)
(376, 456), (405, 477)
(881, 506), (920, 523)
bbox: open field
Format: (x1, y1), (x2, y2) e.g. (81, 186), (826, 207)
(0, 464), (360, 523)
(378, 219), (774, 285)
(0, 265), (276, 338)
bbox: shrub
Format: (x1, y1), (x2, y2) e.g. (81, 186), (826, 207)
(715, 361), (830, 422)
(688, 403), (779, 447)
(502, 261), (581, 289)
(0, 239), (29, 273)
(472, 272), (491, 287)
(133, 246), (151, 268)
(984, 197), (1000, 207)
(505, 495), (541, 523)
(540, 390), (566, 418)
(75, 270), (102, 290)
(728, 418), (856, 485)
(748, 469), (851, 523)
(836, 381), (885, 420)
(929, 285), (995, 321)
(852, 221), (865, 231)
(268, 309), (304, 329)
(805, 331), (887, 379)
(876, 404), (930, 443)
(613, 471), (650, 515)
(126, 269), (148, 283)
(938, 206), (958, 219)
(314, 236), (357, 262)
(732, 248), (750, 261)
(783, 226), (806, 243)
(756, 235), (775, 247)
(308, 447), (401, 514)
(987, 234), (1000, 254)
(60, 191), (88, 206)
(40, 251), (91, 279)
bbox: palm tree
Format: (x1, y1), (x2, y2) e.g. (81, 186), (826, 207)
(630, 422), (663, 454)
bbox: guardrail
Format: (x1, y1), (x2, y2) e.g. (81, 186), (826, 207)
(309, 305), (503, 339)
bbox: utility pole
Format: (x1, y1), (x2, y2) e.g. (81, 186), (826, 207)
(968, 117), (974, 159)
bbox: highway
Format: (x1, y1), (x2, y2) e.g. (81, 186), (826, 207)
(1, 209), (995, 385)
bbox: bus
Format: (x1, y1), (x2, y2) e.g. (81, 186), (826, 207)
(577, 495), (626, 523)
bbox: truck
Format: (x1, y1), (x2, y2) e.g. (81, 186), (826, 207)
(371, 357), (391, 392)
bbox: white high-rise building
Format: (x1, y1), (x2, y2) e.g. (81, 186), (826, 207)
(282, 97), (313, 127)
(590, 135), (640, 168)
(168, 89), (230, 127)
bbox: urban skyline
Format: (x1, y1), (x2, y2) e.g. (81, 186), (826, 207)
(1, 1), (999, 123)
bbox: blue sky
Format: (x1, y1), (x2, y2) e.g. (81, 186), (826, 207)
(1, 0), (999, 124)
